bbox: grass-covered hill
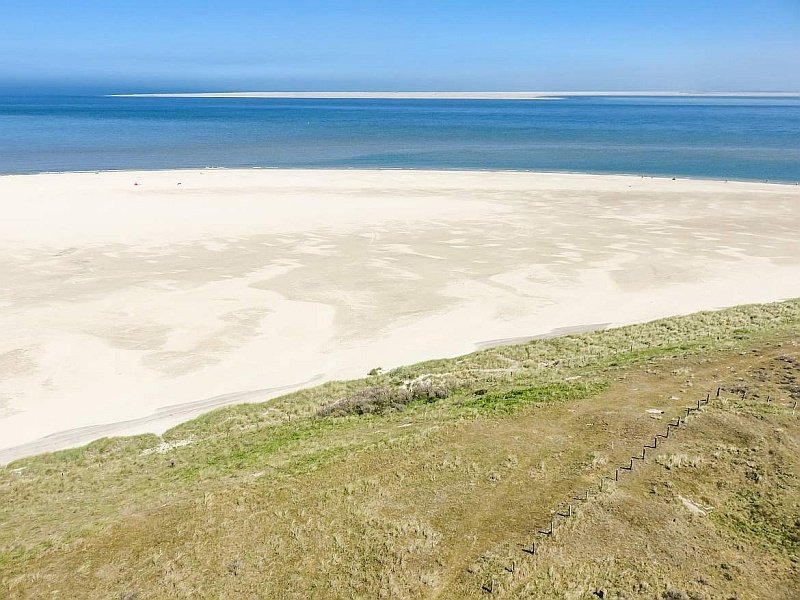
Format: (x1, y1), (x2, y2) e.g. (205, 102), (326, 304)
(2, 300), (799, 599)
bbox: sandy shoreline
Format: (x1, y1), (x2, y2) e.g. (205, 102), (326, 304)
(1, 168), (799, 463)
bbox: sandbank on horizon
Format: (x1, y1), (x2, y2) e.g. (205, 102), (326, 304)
(109, 91), (800, 99)
(1, 169), (799, 463)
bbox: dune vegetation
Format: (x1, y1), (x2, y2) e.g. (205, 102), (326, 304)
(1, 299), (799, 599)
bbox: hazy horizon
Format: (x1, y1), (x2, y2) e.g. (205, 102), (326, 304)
(1, 1), (798, 95)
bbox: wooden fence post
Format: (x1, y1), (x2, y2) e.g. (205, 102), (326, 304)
(483, 578), (495, 594)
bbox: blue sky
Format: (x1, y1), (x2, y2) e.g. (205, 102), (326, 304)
(1, 0), (798, 93)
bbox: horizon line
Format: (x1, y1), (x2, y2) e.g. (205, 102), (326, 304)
(108, 90), (800, 99)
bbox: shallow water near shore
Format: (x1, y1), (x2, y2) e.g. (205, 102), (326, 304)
(1, 95), (799, 181)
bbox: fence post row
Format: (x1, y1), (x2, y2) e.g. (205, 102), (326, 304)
(511, 389), (795, 595)
(504, 391), (749, 593)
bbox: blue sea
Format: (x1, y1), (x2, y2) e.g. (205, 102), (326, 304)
(1, 95), (799, 181)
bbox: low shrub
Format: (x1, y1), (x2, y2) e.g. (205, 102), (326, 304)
(317, 379), (450, 417)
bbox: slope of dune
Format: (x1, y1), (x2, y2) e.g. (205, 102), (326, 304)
(2, 300), (798, 599)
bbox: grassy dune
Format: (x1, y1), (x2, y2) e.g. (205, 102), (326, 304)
(1, 300), (799, 599)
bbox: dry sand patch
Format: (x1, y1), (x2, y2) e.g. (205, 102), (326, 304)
(1, 169), (799, 455)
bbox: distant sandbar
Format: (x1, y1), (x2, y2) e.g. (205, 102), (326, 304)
(109, 91), (800, 99)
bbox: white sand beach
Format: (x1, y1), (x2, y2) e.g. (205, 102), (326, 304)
(1, 169), (799, 462)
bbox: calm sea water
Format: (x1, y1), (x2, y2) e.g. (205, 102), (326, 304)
(1, 95), (799, 181)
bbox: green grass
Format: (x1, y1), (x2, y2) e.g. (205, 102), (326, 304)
(458, 381), (608, 414)
(713, 487), (800, 556)
(174, 416), (364, 481)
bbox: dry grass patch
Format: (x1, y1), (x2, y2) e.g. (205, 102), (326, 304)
(1, 300), (799, 599)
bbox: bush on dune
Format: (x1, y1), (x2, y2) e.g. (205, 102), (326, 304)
(317, 379), (450, 417)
